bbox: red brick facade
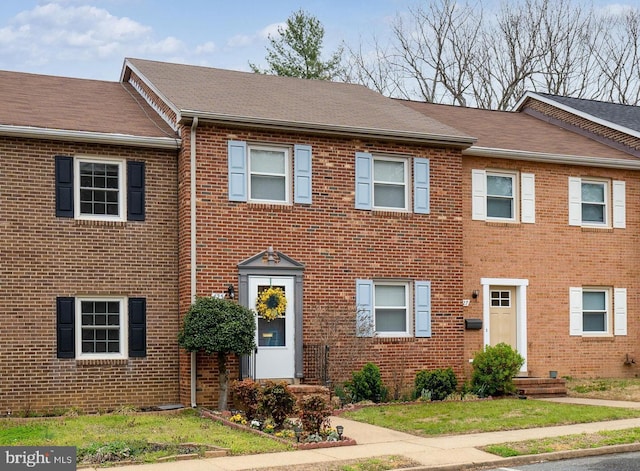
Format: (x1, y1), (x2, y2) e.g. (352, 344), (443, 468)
(178, 124), (466, 406)
(462, 156), (640, 379)
(1, 137), (180, 413)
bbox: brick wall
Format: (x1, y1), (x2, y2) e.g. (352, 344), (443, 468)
(523, 99), (640, 152)
(463, 156), (640, 379)
(0, 137), (180, 414)
(178, 124), (466, 407)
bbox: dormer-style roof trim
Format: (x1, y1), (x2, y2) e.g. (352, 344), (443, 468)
(514, 91), (640, 141)
(0, 124), (180, 149)
(465, 146), (640, 170)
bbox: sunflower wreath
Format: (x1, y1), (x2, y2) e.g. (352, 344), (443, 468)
(256, 286), (287, 321)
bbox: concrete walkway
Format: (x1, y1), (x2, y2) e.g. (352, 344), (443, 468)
(84, 398), (640, 471)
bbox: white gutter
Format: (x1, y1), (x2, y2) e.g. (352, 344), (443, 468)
(465, 146), (640, 170)
(190, 116), (199, 408)
(513, 91), (640, 141)
(179, 110), (475, 148)
(0, 124), (180, 149)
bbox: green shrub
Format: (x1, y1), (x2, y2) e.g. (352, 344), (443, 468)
(471, 343), (525, 397)
(414, 368), (458, 401)
(348, 363), (388, 403)
(258, 381), (296, 429)
(231, 378), (261, 421)
(298, 395), (332, 435)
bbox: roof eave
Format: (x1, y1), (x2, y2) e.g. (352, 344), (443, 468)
(179, 110), (475, 148)
(466, 146), (640, 170)
(0, 124), (181, 149)
(514, 91), (640, 140)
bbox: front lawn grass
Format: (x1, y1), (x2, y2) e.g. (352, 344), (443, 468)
(0, 408), (292, 465)
(342, 399), (640, 436)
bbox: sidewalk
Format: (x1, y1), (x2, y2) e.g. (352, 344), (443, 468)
(84, 398), (640, 471)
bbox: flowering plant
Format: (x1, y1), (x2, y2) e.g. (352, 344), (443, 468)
(256, 286), (287, 321)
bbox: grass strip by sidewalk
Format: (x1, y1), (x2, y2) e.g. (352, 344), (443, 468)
(342, 399), (640, 436)
(483, 427), (640, 457)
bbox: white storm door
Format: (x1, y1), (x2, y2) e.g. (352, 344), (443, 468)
(249, 276), (295, 379)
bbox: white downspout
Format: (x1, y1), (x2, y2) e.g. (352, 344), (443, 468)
(190, 117), (199, 408)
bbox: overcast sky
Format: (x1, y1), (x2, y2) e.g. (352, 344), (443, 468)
(0, 0), (635, 82)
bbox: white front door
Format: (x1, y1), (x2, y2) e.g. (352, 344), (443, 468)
(249, 276), (295, 379)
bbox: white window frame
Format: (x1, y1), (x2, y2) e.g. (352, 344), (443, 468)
(581, 288), (610, 335)
(580, 179), (608, 227)
(76, 296), (128, 360)
(485, 171), (517, 221)
(373, 281), (411, 337)
(74, 156), (126, 221)
(472, 169), (535, 223)
(248, 145), (291, 204)
(569, 177), (625, 228)
(372, 156), (408, 211)
(570, 286), (627, 337)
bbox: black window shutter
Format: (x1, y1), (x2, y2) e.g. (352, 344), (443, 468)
(56, 297), (75, 358)
(127, 161), (145, 221)
(129, 298), (146, 357)
(55, 156), (74, 218)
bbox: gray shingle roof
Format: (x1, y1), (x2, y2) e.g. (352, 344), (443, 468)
(123, 58), (474, 145)
(536, 92), (640, 134)
(0, 69), (178, 141)
(401, 99), (637, 160)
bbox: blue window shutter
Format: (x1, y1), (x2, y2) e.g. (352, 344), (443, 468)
(415, 281), (432, 338)
(294, 144), (313, 204)
(228, 140), (247, 201)
(355, 152), (372, 210)
(55, 156), (74, 218)
(129, 298), (147, 357)
(414, 158), (430, 214)
(127, 161), (145, 221)
(356, 279), (374, 337)
(57, 297), (75, 358)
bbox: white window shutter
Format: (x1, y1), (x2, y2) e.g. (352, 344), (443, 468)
(568, 177), (582, 226)
(569, 287), (583, 336)
(521, 173), (535, 223)
(614, 288), (627, 336)
(612, 180), (626, 229)
(471, 169), (486, 220)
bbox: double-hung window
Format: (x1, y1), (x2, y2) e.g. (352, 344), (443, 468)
(372, 157), (408, 210)
(79, 298), (125, 358)
(78, 159), (124, 218)
(355, 152), (430, 213)
(56, 296), (147, 359)
(248, 146), (290, 203)
(486, 172), (515, 220)
(569, 287), (627, 336)
(55, 155), (145, 221)
(472, 169), (535, 223)
(356, 279), (431, 338)
(568, 177), (625, 228)
(228, 141), (312, 205)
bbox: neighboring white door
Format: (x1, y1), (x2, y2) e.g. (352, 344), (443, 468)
(249, 276), (295, 379)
